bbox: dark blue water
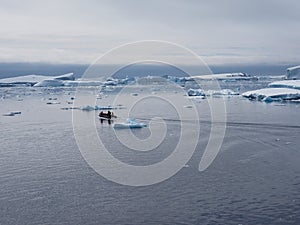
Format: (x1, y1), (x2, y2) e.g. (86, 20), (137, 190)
(1, 85), (300, 225)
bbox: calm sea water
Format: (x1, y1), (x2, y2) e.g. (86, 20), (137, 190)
(1, 82), (300, 225)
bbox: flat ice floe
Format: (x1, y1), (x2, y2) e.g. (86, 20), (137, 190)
(268, 80), (300, 90)
(242, 88), (300, 102)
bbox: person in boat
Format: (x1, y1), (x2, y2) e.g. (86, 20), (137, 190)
(99, 111), (113, 119)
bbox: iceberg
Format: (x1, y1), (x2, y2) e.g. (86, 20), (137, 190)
(242, 88), (300, 102)
(0, 75), (51, 86)
(0, 73), (74, 87)
(34, 79), (64, 87)
(33, 73), (74, 87)
(268, 80), (300, 90)
(286, 65), (300, 80)
(51, 73), (75, 81)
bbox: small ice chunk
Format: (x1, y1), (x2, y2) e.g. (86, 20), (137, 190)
(113, 118), (147, 129)
(46, 101), (61, 105)
(3, 111), (21, 116)
(187, 88), (205, 96)
(81, 105), (95, 111)
(80, 105), (115, 111)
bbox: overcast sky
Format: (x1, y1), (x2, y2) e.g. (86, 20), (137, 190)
(0, 0), (299, 65)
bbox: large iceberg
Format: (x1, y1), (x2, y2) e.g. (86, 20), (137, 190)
(0, 73), (74, 87)
(0, 75), (51, 87)
(33, 73), (74, 87)
(268, 80), (300, 90)
(34, 79), (65, 87)
(242, 88), (300, 102)
(286, 65), (300, 80)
